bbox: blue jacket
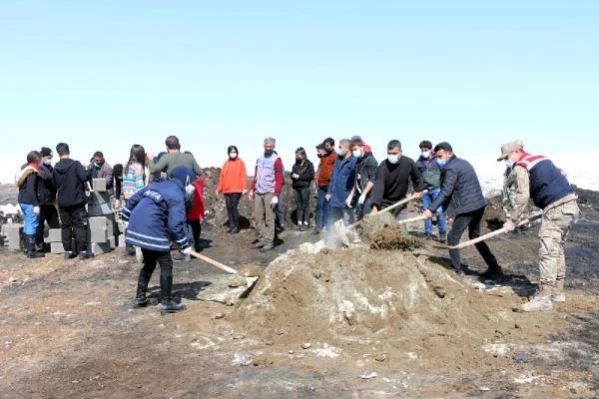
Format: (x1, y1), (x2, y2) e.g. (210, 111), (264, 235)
(429, 155), (486, 218)
(516, 154), (573, 209)
(327, 155), (357, 208)
(121, 180), (190, 252)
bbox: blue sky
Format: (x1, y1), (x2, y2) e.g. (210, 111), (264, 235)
(1, 0), (598, 178)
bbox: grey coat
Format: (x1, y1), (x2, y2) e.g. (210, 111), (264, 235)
(428, 155), (486, 218)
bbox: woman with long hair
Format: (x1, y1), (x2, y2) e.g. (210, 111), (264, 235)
(123, 144), (147, 256)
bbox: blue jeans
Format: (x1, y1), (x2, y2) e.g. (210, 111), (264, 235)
(20, 203), (39, 235)
(357, 196), (373, 220)
(422, 188), (447, 234)
(316, 186), (331, 229)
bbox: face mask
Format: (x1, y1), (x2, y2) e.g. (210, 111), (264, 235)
(264, 150), (274, 156)
(387, 154), (399, 164)
(352, 149), (362, 158)
(436, 158), (447, 167)
(42, 159), (52, 165)
(94, 162), (103, 168)
(317, 153), (323, 159)
(421, 151), (431, 158)
(296, 157), (303, 163)
(337, 149), (346, 157)
(505, 159), (515, 169)
(229, 153), (238, 159)
(325, 147), (334, 154)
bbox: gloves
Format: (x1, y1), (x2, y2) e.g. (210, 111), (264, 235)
(358, 194), (367, 205)
(113, 199), (121, 209)
(33, 206), (40, 215)
(181, 247), (192, 255)
(345, 196), (353, 208)
(504, 219), (516, 232)
(270, 196), (279, 207)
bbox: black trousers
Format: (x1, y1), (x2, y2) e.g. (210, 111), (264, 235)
(138, 249), (174, 304)
(36, 204), (60, 245)
(224, 193), (242, 231)
(447, 206), (498, 271)
(188, 219), (202, 250)
(58, 204), (88, 253)
(293, 187), (311, 224)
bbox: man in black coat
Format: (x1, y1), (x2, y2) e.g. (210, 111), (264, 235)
(371, 140), (425, 220)
(36, 147), (60, 250)
(52, 142), (93, 260)
(423, 142), (501, 277)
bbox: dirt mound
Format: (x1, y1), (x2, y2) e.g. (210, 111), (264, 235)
(231, 245), (521, 360)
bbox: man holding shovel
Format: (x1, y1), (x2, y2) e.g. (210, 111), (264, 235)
(371, 140), (425, 220)
(423, 142), (501, 278)
(498, 140), (580, 312)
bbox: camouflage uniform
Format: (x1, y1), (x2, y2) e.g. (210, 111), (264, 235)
(505, 165), (579, 289)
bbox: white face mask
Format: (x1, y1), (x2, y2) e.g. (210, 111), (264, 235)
(505, 159), (515, 169)
(387, 154), (400, 164)
(337, 148), (346, 157)
(229, 152), (238, 159)
(352, 149), (362, 158)
(42, 159), (52, 165)
(421, 151), (431, 158)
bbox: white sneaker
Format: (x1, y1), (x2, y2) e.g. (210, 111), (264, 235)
(551, 292), (566, 302)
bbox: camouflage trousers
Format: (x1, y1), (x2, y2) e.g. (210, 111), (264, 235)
(538, 200), (580, 287)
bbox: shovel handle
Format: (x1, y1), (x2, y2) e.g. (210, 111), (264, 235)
(397, 215), (428, 225)
(352, 190), (428, 227)
(189, 250), (238, 274)
(448, 216), (540, 250)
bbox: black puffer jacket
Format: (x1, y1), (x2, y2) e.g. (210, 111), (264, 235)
(37, 162), (57, 205)
(428, 155), (486, 218)
(17, 166), (39, 206)
(53, 158), (88, 207)
(291, 160), (315, 189)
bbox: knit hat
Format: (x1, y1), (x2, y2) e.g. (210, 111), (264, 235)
(40, 147), (53, 157)
(169, 166), (197, 187)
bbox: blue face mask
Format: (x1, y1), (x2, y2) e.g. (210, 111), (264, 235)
(436, 158), (447, 167)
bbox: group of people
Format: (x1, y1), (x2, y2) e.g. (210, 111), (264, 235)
(16, 134), (579, 314)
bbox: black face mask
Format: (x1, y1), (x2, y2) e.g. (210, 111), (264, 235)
(317, 154), (323, 158)
(264, 150), (274, 156)
(325, 147), (334, 154)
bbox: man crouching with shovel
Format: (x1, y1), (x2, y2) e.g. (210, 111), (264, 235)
(121, 166), (197, 315)
(498, 140), (580, 312)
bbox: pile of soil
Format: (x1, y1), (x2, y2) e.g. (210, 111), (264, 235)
(230, 245), (545, 367)
(359, 212), (424, 250)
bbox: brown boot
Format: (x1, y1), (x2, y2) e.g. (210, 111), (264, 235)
(552, 279), (566, 303)
(522, 285), (553, 312)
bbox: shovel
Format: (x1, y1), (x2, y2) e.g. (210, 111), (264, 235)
(432, 215), (542, 250)
(189, 250), (260, 303)
(352, 190), (428, 228)
(397, 215), (428, 225)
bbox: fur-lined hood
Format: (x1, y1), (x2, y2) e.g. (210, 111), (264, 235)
(16, 165), (38, 188)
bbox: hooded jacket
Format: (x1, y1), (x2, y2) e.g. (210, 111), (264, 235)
(17, 164), (40, 206)
(53, 158), (88, 207)
(291, 159), (315, 189)
(122, 179), (190, 252)
(37, 162), (57, 205)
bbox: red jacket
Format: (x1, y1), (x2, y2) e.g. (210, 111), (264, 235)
(187, 176), (205, 221)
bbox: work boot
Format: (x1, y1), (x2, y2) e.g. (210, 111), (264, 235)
(260, 243), (274, 252)
(438, 232), (447, 243)
(159, 275), (187, 315)
(79, 251), (95, 260)
(424, 233), (433, 240)
(252, 241), (265, 249)
(522, 286), (553, 312)
(64, 250), (77, 260)
(552, 280), (566, 302)
(26, 236), (45, 259)
(480, 266), (504, 281)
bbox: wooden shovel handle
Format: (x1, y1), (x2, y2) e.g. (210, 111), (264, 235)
(448, 215), (540, 250)
(189, 250), (238, 274)
(397, 215), (428, 225)
(353, 190), (428, 227)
